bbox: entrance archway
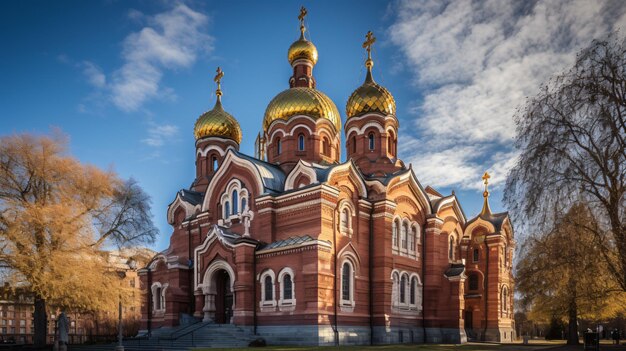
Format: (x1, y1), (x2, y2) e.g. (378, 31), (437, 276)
(202, 260), (235, 324)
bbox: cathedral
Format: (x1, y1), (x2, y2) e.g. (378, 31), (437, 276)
(138, 8), (515, 346)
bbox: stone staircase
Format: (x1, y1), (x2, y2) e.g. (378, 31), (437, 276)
(70, 323), (257, 351)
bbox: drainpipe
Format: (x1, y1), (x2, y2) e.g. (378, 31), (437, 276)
(483, 240), (489, 341)
(187, 223), (194, 315)
(147, 267), (152, 336)
(368, 202), (374, 346)
(332, 205), (339, 346)
(421, 220), (427, 343)
(253, 244), (258, 335)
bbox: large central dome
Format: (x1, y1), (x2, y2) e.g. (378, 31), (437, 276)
(263, 87), (341, 132)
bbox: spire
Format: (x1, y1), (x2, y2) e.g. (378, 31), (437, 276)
(480, 171), (492, 216)
(298, 6), (307, 40)
(362, 31), (376, 83)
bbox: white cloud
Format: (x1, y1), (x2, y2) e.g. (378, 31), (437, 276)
(110, 4), (212, 111)
(390, 0), (626, 190)
(81, 61), (106, 88)
(141, 124), (179, 147)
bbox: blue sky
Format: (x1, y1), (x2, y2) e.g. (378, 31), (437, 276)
(1, 1), (624, 251)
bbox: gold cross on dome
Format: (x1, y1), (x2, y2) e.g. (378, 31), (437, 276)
(298, 6), (308, 24)
(482, 171), (490, 186)
(363, 31), (376, 58)
(214, 67), (224, 85)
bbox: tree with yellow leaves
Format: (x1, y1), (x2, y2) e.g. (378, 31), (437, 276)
(517, 203), (626, 345)
(0, 132), (157, 346)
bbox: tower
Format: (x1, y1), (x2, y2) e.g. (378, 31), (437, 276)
(192, 67), (242, 192)
(345, 31), (401, 176)
(261, 7), (341, 173)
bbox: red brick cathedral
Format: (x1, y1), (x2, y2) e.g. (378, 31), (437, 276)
(139, 8), (515, 345)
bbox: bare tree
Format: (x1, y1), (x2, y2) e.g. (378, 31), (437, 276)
(505, 34), (626, 290)
(0, 132), (157, 346)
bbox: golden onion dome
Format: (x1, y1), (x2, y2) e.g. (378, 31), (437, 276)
(193, 67), (242, 143)
(288, 7), (318, 65)
(288, 35), (318, 65)
(346, 70), (396, 118)
(263, 87), (341, 132)
(346, 31), (396, 118)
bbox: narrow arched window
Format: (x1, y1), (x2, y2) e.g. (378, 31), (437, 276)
(400, 275), (407, 303)
(351, 136), (356, 153)
(469, 274), (479, 291)
(264, 275), (273, 301)
(449, 236), (455, 260)
(392, 220), (399, 248)
(502, 287), (508, 311)
(241, 198), (247, 212)
(224, 201), (230, 218)
(283, 274), (293, 300)
(368, 133), (375, 150)
(212, 157), (218, 171)
(155, 287), (162, 310)
(232, 190), (238, 214)
(298, 134), (305, 151)
(473, 248), (480, 262)
(276, 138), (282, 155)
(410, 277), (417, 305)
(341, 262), (351, 301)
(408, 227), (414, 252)
(401, 223), (408, 249)
(322, 136), (330, 156)
(504, 244), (508, 267)
(340, 208), (350, 233)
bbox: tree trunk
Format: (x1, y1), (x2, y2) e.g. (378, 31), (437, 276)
(567, 297), (579, 345)
(34, 295), (48, 346)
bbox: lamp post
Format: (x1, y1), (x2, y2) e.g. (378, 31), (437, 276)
(116, 258), (136, 351)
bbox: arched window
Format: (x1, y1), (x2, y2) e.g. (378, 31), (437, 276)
(232, 190), (238, 214)
(401, 222), (408, 250)
(400, 275), (407, 303)
(368, 133), (375, 150)
(298, 134), (305, 151)
(449, 236), (455, 260)
(410, 277), (417, 305)
(241, 198), (247, 212)
(342, 263), (350, 301)
(392, 219), (399, 248)
(212, 157), (218, 171)
(283, 274), (293, 300)
(322, 136), (330, 156)
(351, 136), (356, 153)
(469, 274), (479, 291)
(502, 286), (508, 312)
(155, 287), (162, 310)
(264, 275), (273, 301)
(408, 226), (414, 252)
(276, 138), (282, 155)
(473, 248), (480, 262)
(224, 201), (230, 218)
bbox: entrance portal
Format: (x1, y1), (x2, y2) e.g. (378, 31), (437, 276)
(465, 310), (475, 340)
(215, 269), (233, 324)
(201, 260), (235, 324)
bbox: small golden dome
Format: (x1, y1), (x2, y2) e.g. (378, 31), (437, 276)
(263, 87), (341, 132)
(194, 99), (242, 143)
(346, 31), (396, 118)
(346, 72), (396, 118)
(194, 67), (242, 143)
(288, 36), (318, 65)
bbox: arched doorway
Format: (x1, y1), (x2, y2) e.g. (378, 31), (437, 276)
(214, 269), (233, 324)
(202, 260), (235, 324)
